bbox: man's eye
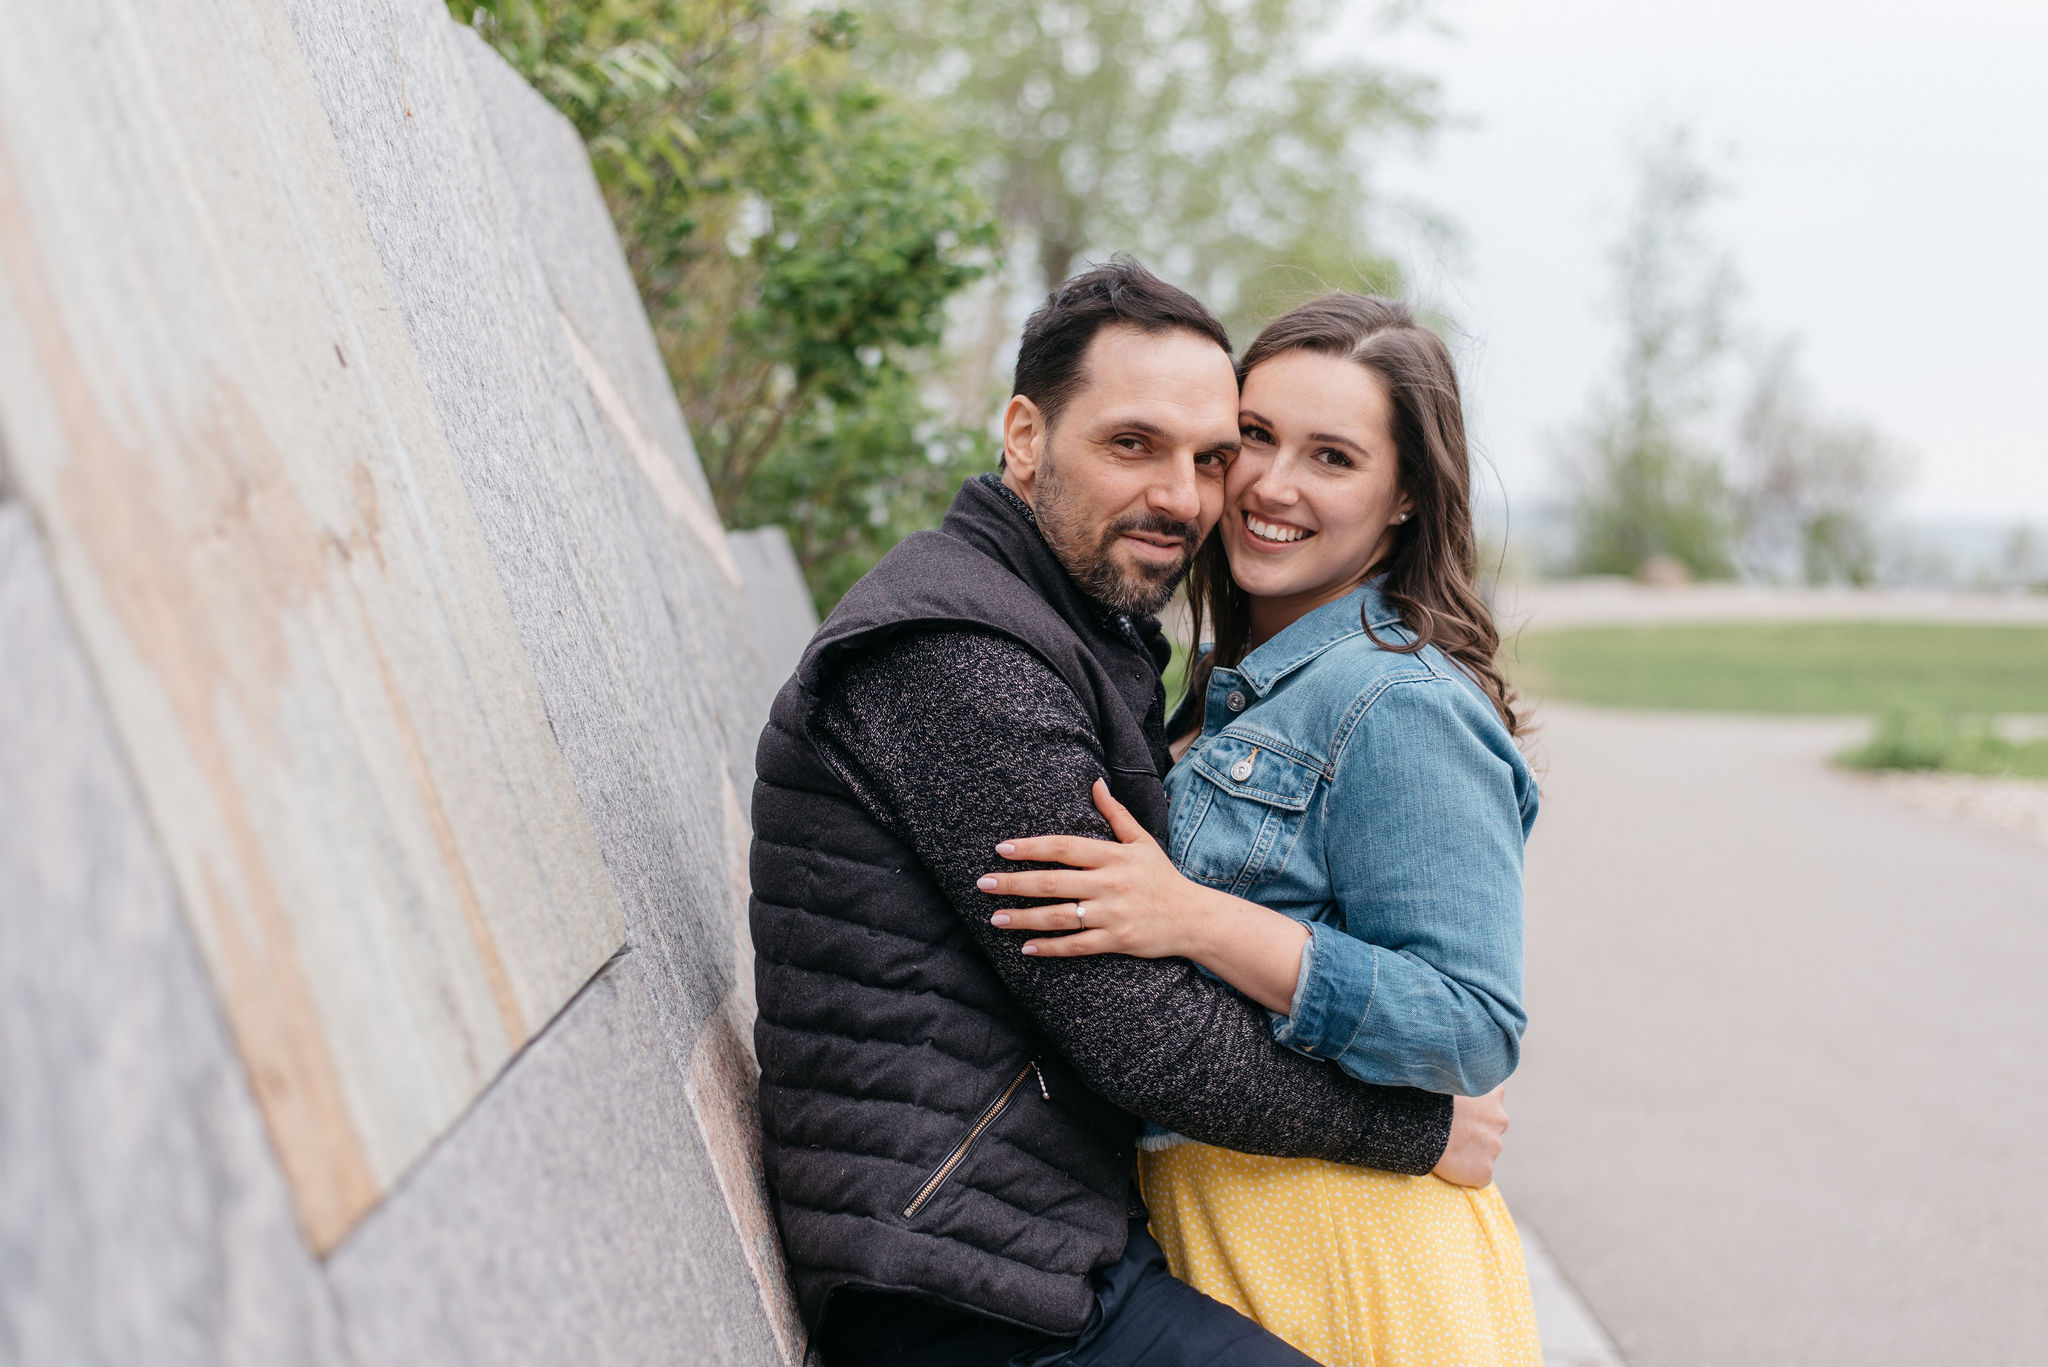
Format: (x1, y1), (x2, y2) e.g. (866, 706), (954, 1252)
(1116, 436), (1145, 452)
(1195, 449), (1227, 466)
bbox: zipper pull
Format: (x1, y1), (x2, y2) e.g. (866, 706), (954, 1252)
(1031, 1060), (1051, 1101)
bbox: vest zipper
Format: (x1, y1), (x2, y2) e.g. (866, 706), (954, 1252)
(902, 1060), (1039, 1219)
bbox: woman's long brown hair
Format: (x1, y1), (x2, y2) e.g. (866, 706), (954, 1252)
(1181, 293), (1524, 737)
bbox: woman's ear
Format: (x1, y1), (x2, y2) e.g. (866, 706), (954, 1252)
(1391, 492), (1415, 526)
(1001, 395), (1049, 490)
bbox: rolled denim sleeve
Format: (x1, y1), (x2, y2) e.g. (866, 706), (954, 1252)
(1270, 675), (1532, 1095)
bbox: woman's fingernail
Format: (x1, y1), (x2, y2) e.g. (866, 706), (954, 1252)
(996, 842), (1016, 857)
(1021, 943), (1039, 955)
(990, 913), (1011, 927)
(977, 876), (998, 891)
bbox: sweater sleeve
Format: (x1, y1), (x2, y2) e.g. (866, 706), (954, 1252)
(812, 626), (1451, 1175)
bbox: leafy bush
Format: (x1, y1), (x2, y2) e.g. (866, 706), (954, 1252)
(453, 0), (999, 606)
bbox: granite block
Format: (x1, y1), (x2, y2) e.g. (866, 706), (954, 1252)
(0, 0), (625, 1246)
(0, 506), (351, 1367)
(330, 954), (797, 1366)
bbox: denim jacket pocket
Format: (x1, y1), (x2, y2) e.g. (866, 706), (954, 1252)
(1170, 735), (1321, 893)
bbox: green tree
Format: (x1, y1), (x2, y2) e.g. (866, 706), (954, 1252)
(860, 0), (1438, 334)
(454, 0), (999, 605)
(1564, 124), (1738, 579)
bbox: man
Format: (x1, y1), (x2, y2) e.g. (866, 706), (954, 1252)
(750, 257), (1506, 1366)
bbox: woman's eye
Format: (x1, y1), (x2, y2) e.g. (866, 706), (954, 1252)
(1316, 448), (1354, 468)
(1240, 425), (1272, 445)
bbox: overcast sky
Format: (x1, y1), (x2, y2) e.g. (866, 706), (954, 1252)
(1352, 0), (2048, 528)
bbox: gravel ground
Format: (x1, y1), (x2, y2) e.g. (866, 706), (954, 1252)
(1865, 770), (2048, 849)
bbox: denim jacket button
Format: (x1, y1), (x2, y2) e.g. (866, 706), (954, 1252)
(1229, 757), (1254, 782)
(1225, 690), (1247, 712)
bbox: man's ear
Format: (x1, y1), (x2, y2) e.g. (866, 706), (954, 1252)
(1000, 394), (1049, 498)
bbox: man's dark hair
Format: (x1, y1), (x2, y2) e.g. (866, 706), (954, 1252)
(1011, 254), (1232, 433)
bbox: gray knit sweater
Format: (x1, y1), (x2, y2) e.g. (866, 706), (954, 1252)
(814, 626), (1453, 1171)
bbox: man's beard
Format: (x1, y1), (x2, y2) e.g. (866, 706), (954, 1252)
(1034, 454), (1201, 617)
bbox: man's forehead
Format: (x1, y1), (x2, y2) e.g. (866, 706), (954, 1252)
(1069, 325), (1239, 432)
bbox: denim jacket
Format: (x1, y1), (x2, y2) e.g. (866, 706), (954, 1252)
(1163, 581), (1535, 1101)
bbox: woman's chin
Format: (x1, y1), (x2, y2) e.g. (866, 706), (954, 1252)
(1222, 554), (1306, 602)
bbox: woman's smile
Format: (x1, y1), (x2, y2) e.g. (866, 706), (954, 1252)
(1242, 510), (1314, 546)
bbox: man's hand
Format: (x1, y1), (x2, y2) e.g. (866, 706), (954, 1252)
(1433, 1086), (1509, 1187)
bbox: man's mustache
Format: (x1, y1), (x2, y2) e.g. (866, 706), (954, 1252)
(1104, 512), (1200, 552)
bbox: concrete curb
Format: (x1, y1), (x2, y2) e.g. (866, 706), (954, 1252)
(1522, 1224), (1627, 1367)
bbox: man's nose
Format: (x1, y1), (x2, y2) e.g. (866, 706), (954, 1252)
(1150, 455), (1203, 524)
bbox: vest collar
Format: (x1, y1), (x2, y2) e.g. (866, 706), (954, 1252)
(944, 473), (1171, 674)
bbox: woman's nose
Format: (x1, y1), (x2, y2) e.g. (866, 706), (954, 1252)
(1246, 467), (1300, 507)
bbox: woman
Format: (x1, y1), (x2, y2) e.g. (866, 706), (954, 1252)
(979, 294), (1542, 1366)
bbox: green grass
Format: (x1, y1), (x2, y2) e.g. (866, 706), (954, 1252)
(1507, 621), (2048, 780)
(1509, 623), (2048, 716)
(1837, 710), (2048, 780)
(1162, 637), (1192, 712)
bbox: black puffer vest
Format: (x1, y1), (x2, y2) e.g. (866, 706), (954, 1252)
(750, 476), (1172, 1336)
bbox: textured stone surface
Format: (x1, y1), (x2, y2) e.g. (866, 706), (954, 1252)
(1, 0), (820, 1359)
(730, 526), (822, 713)
(330, 955), (792, 1367)
(0, 506), (349, 1367)
(285, 7), (802, 1349)
(0, 0), (624, 1245)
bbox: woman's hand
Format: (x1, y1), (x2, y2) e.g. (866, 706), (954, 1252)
(982, 780), (1310, 1013)
(977, 780), (1209, 960)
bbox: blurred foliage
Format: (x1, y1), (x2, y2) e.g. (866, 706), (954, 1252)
(1510, 622), (2048, 716)
(1561, 126), (1737, 580)
(860, 0), (1438, 336)
(1997, 526), (2048, 592)
(1838, 710), (2048, 780)
(1561, 126), (1909, 585)
(452, 0), (999, 606)
(1732, 339), (1906, 588)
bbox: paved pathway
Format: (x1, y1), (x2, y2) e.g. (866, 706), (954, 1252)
(1493, 579), (2048, 631)
(1500, 705), (2048, 1367)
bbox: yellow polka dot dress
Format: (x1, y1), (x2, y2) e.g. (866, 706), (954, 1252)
(1138, 1141), (1543, 1366)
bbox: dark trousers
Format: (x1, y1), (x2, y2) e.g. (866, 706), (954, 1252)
(814, 1219), (1322, 1367)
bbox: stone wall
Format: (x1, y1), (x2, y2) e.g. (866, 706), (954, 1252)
(0, 2), (816, 1362)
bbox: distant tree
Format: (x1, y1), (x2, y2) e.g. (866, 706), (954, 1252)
(454, 0), (1000, 605)
(1731, 340), (1906, 586)
(1999, 525), (2046, 590)
(860, 0), (1439, 336)
(1562, 124), (1738, 579)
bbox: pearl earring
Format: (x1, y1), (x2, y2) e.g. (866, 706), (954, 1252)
(1395, 512), (1410, 524)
